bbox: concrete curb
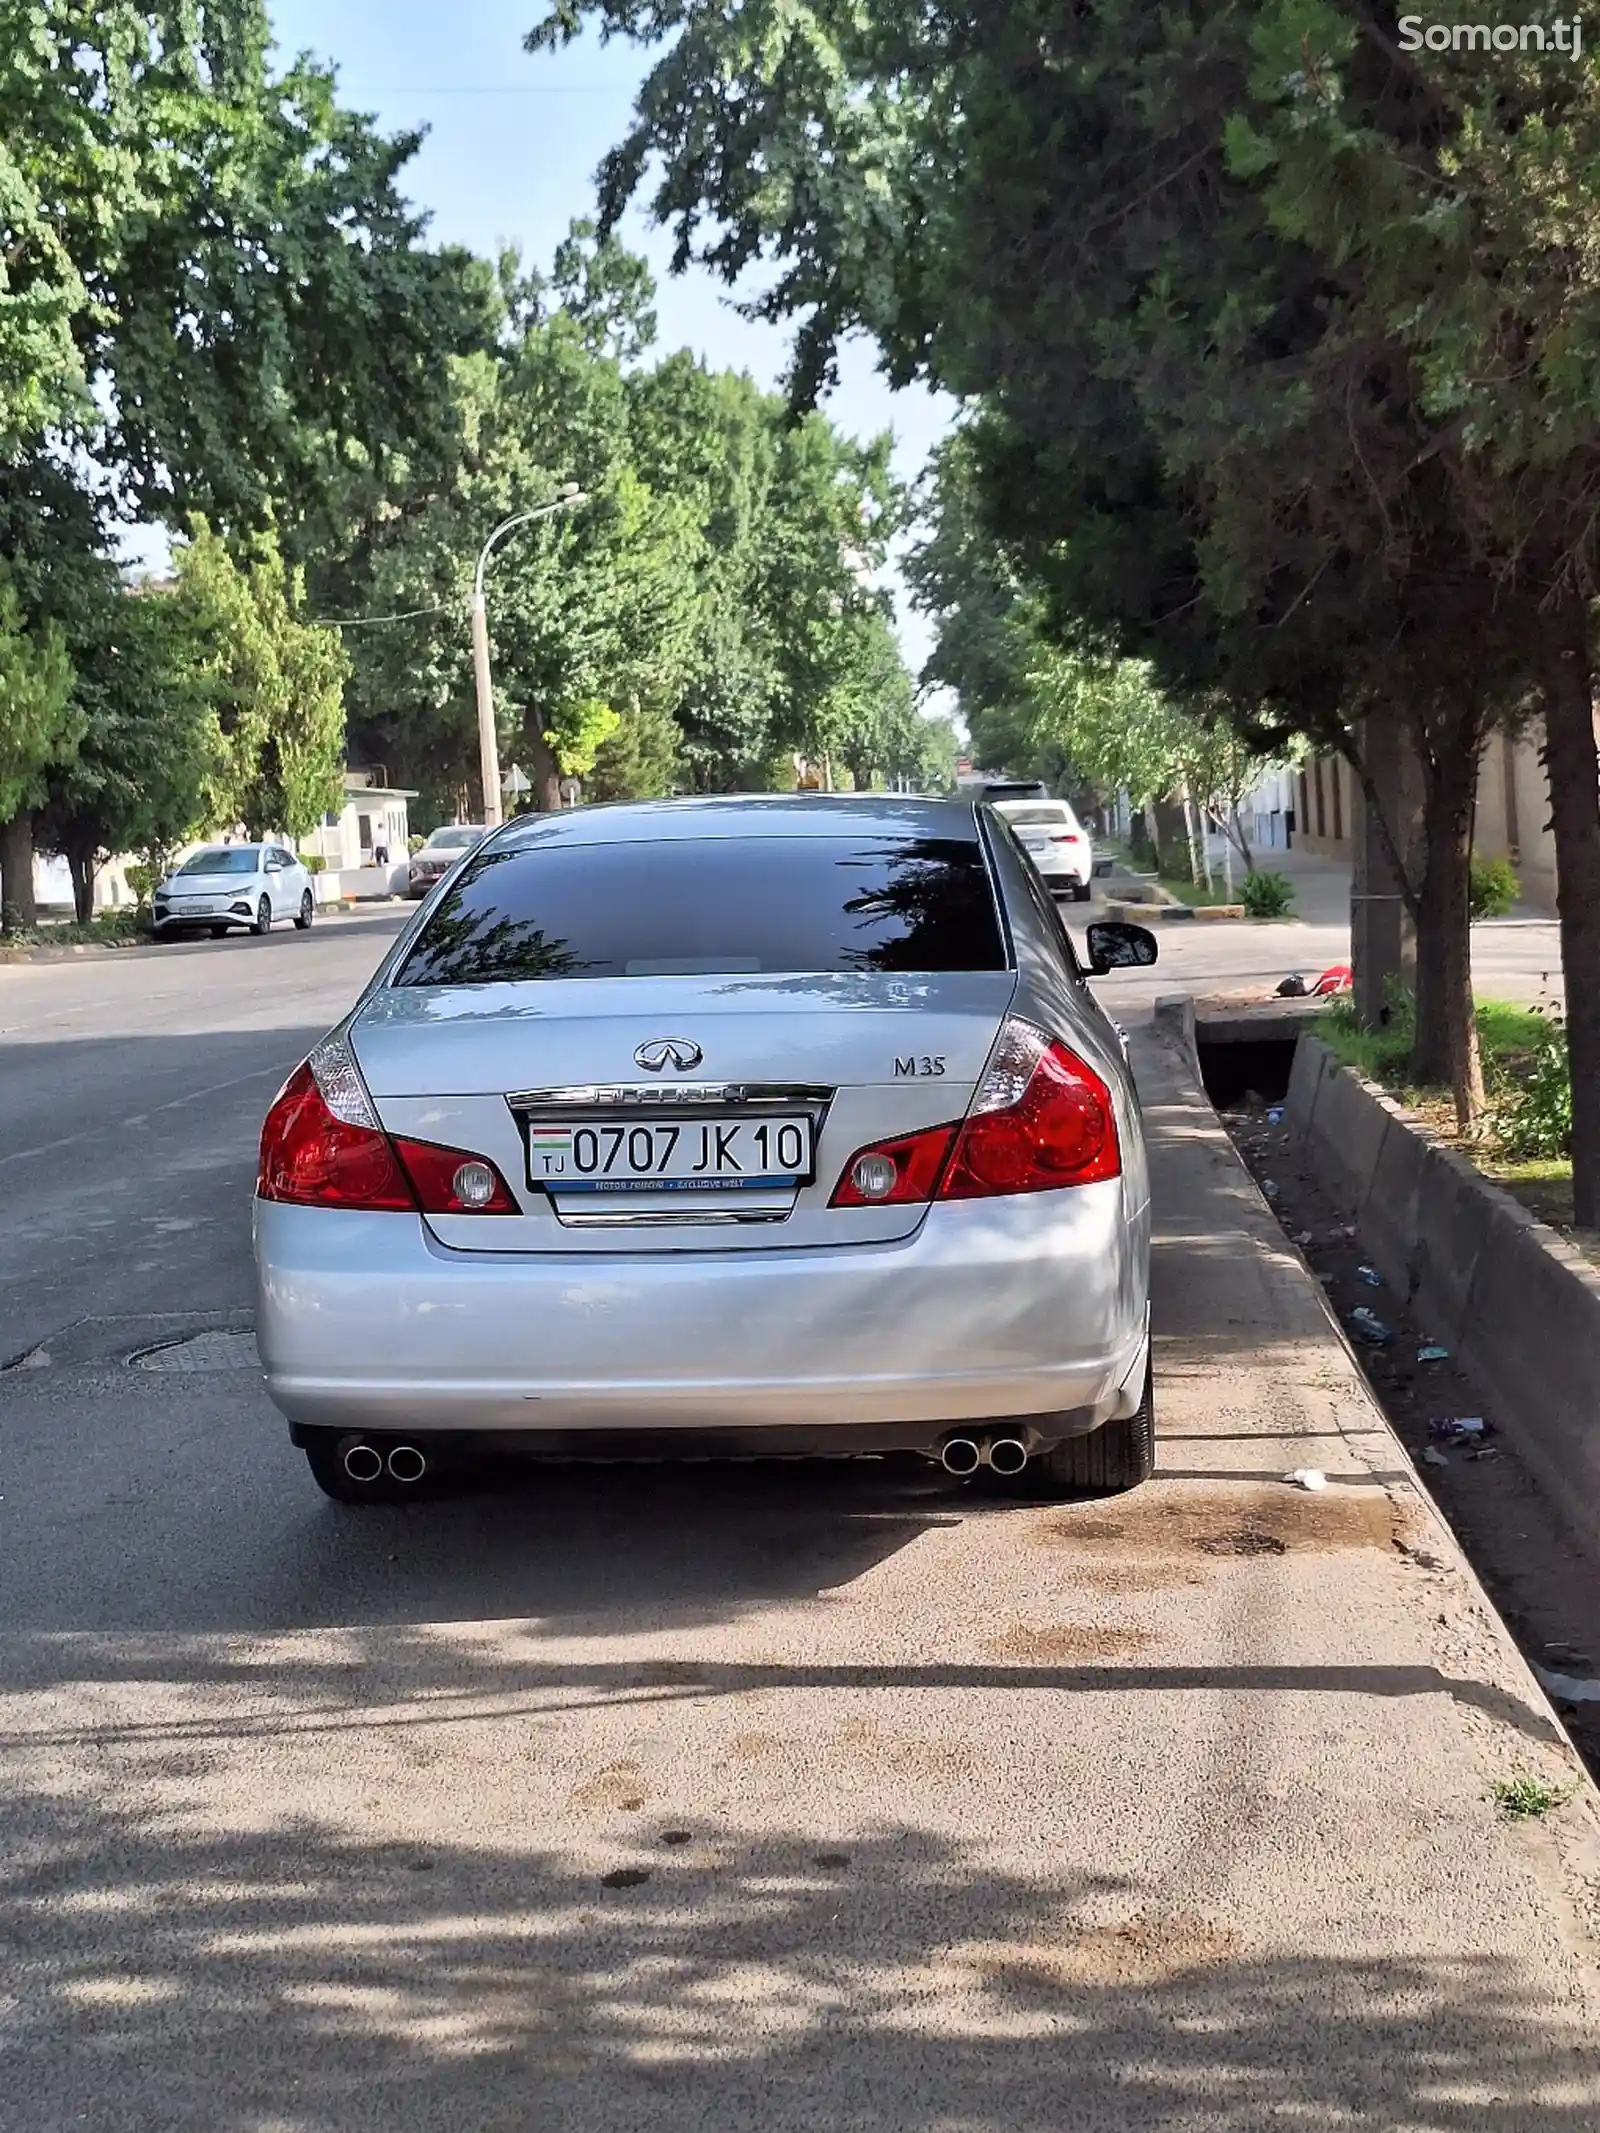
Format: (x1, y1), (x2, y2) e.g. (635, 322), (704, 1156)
(1101, 898), (1247, 924)
(1286, 1033), (1600, 1566)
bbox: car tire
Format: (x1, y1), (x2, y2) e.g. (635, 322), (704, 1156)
(252, 894), (272, 936)
(1073, 880), (1093, 903)
(1024, 1352), (1155, 1498)
(302, 1432), (417, 1506)
(294, 889), (314, 930)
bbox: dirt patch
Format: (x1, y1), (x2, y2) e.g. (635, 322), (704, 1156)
(568, 1761), (648, 1812)
(977, 1911), (1237, 1992)
(986, 1622), (1152, 1662)
(1035, 1485), (1399, 1561)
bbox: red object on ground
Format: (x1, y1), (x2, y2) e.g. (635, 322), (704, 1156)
(1312, 964), (1353, 996)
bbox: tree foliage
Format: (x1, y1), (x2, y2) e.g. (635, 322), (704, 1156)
(172, 522), (347, 838)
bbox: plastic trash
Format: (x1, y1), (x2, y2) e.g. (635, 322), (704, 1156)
(1312, 963), (1353, 996)
(1417, 1345), (1450, 1363)
(1350, 1307), (1391, 1343)
(1266, 1106), (1285, 1125)
(1422, 1446), (1449, 1467)
(1356, 1264), (1382, 1287)
(1295, 1229), (1316, 1246)
(1284, 1468), (1328, 1492)
(1430, 1417), (1488, 1444)
(1262, 1179), (1280, 1198)
(1534, 1667), (1600, 1706)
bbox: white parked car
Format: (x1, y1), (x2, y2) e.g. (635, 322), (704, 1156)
(991, 799), (1094, 901)
(152, 844), (316, 939)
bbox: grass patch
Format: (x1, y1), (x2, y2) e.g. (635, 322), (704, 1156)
(1158, 874), (1240, 908)
(1489, 1775), (1572, 1821)
(1320, 995), (1554, 1098)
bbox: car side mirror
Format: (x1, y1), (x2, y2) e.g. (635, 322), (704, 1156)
(1085, 920), (1159, 974)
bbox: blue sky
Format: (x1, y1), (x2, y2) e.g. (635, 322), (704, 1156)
(265, 0), (957, 680)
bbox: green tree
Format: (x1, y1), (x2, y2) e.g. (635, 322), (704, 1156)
(35, 586), (219, 919)
(0, 565), (77, 929)
(172, 521), (347, 838)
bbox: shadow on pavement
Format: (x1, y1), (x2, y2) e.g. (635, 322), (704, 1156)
(1, 1788), (1593, 2132)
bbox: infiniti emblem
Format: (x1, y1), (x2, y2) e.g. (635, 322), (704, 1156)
(634, 1036), (703, 1073)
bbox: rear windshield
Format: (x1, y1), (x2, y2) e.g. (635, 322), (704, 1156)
(394, 834), (1007, 986)
(177, 847), (258, 875)
(1000, 806), (1072, 828)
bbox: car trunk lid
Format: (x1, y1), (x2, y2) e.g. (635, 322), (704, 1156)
(350, 971), (1016, 1251)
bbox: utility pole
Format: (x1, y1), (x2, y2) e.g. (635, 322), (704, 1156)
(471, 485), (588, 827)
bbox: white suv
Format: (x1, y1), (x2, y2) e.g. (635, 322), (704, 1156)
(992, 800), (1094, 901)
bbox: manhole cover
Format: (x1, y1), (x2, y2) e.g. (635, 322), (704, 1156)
(129, 1330), (258, 1373)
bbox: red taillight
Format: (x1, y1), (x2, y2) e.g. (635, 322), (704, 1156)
(828, 1021), (1120, 1207)
(257, 1062), (414, 1210)
(1050, 832), (1083, 845)
(941, 1038), (1119, 1197)
(257, 1046), (518, 1214)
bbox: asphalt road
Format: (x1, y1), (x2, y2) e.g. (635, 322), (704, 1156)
(2, 906), (1598, 2130)
(0, 911), (407, 1361)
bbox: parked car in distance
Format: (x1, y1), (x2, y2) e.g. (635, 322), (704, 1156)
(991, 798), (1095, 901)
(255, 795), (1160, 1507)
(407, 824), (484, 898)
(153, 844), (314, 939)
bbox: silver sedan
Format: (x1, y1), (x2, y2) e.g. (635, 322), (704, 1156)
(253, 795), (1159, 1502)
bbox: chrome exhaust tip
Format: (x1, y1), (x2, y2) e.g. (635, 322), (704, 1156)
(341, 1440), (384, 1484)
(386, 1443), (427, 1485)
(987, 1436), (1029, 1477)
(940, 1436), (982, 1477)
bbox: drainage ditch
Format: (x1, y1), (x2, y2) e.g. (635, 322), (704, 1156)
(1208, 1059), (1600, 1782)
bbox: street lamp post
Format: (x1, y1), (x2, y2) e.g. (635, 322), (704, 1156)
(471, 484), (587, 827)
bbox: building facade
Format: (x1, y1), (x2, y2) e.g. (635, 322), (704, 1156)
(1292, 727), (1559, 915)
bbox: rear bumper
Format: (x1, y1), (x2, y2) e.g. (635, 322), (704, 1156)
(254, 1187), (1150, 1442)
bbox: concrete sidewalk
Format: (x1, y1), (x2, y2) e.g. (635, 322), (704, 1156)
(1, 1015), (1597, 2128)
(1255, 843), (1353, 924)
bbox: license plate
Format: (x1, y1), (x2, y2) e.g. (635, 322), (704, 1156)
(526, 1115), (815, 1194)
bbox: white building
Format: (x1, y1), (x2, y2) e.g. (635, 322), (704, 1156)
(299, 770), (420, 898)
(32, 767), (419, 912)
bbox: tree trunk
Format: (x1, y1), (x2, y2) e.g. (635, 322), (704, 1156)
(1230, 804), (1254, 875)
(1539, 588), (1600, 1228)
(1151, 799), (1186, 875)
(1410, 725), (1484, 1131)
(0, 813), (38, 932)
(527, 725), (563, 813)
(67, 847), (95, 924)
(1351, 713), (1421, 1034)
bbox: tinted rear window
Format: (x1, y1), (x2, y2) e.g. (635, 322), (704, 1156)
(1000, 806), (1072, 828)
(394, 835), (1007, 986)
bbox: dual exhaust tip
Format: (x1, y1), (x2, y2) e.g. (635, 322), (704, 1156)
(940, 1434), (1029, 1478)
(341, 1440), (427, 1486)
